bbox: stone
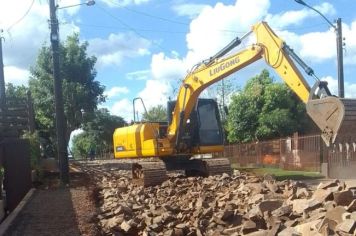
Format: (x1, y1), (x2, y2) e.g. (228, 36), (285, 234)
(150, 223), (163, 232)
(296, 188), (309, 198)
(248, 194), (265, 205)
(120, 221), (132, 232)
(245, 183), (263, 194)
(272, 205), (292, 217)
(324, 206), (347, 230)
(347, 199), (356, 212)
(221, 226), (241, 234)
(316, 218), (334, 235)
(245, 230), (269, 236)
(292, 198), (321, 214)
(278, 227), (301, 236)
(342, 212), (351, 220)
(323, 201), (336, 211)
(267, 222), (281, 236)
(345, 180), (356, 190)
(311, 188), (332, 203)
(152, 215), (162, 224)
(317, 180), (339, 190)
(258, 200), (283, 215)
(265, 182), (278, 193)
(335, 219), (356, 233)
(333, 190), (354, 206)
(294, 219), (322, 235)
(242, 220), (257, 234)
(351, 212), (356, 220)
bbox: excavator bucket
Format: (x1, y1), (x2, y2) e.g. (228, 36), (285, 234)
(306, 97), (356, 146)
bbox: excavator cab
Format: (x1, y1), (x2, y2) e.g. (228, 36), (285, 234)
(167, 98), (224, 150)
(306, 81), (356, 146)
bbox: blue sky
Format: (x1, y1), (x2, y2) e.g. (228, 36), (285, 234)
(1, 0), (356, 122)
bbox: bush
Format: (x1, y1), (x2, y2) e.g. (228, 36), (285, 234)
(22, 131), (41, 171)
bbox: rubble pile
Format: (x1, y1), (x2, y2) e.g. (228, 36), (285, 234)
(92, 167), (356, 235)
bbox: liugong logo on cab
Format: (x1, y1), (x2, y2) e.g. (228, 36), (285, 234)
(116, 146), (125, 152)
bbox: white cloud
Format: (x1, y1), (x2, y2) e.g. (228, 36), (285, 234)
(172, 4), (209, 19)
(265, 2), (335, 29)
(0, 0), (81, 86)
(126, 70), (150, 80)
(4, 66), (30, 85)
(57, 0), (81, 16)
(100, 0), (150, 8)
(322, 76), (356, 98)
(110, 98), (133, 122)
(138, 79), (172, 109)
(151, 53), (187, 81)
(186, 0), (270, 65)
(104, 86), (129, 98)
(299, 30), (335, 61)
(88, 32), (151, 67)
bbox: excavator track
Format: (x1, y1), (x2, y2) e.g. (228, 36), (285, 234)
(132, 161), (168, 187)
(202, 158), (232, 176)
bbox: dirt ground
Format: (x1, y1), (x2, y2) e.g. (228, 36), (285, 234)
(5, 172), (100, 236)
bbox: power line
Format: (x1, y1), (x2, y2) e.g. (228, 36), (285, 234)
(100, 0), (190, 26)
(7, 0), (35, 32)
(95, 3), (168, 52)
(63, 22), (187, 34)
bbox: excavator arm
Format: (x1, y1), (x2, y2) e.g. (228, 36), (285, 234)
(168, 21), (356, 149)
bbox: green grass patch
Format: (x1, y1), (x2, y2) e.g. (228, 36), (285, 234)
(234, 166), (324, 181)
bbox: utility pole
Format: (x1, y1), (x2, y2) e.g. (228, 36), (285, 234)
(336, 18), (344, 98)
(0, 31), (6, 110)
(49, 0), (69, 184)
(294, 0), (345, 98)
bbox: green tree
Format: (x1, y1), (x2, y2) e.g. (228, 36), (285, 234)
(5, 83), (28, 106)
(29, 33), (105, 154)
(142, 105), (167, 121)
(71, 109), (126, 159)
(227, 69), (309, 143)
(71, 132), (95, 159)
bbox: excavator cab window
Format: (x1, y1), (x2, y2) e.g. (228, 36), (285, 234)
(167, 99), (223, 147)
(196, 99), (224, 146)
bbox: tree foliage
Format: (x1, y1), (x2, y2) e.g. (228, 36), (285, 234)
(142, 105), (167, 122)
(71, 109), (126, 159)
(5, 83), (28, 106)
(29, 33), (105, 153)
(226, 69), (310, 143)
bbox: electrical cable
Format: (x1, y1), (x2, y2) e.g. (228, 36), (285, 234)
(95, 3), (168, 52)
(7, 0), (35, 32)
(100, 0), (190, 26)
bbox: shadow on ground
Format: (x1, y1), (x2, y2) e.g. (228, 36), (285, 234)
(5, 172), (98, 236)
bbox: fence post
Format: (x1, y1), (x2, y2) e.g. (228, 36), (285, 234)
(320, 135), (329, 177)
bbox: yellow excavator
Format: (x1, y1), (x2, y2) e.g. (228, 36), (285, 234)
(113, 21), (356, 186)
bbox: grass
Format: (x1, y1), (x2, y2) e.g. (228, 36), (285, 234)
(234, 166), (324, 181)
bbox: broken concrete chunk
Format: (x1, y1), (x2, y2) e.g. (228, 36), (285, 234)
(335, 219), (356, 233)
(312, 188), (332, 203)
(317, 180), (339, 190)
(258, 200), (283, 215)
(333, 190), (355, 206)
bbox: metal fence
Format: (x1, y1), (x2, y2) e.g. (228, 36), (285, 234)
(327, 138), (356, 178)
(215, 134), (322, 172)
